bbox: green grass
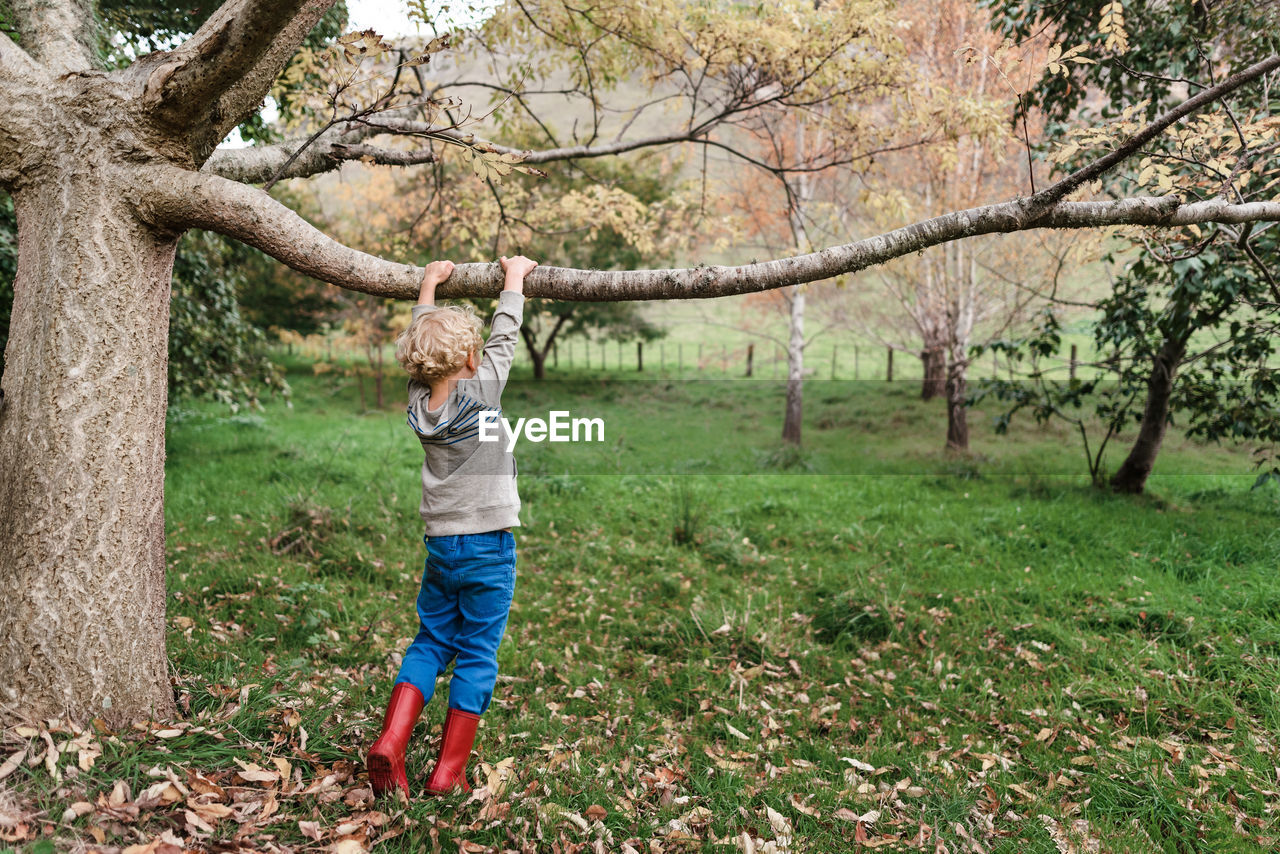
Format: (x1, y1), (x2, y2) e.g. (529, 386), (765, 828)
(3, 360), (1279, 853)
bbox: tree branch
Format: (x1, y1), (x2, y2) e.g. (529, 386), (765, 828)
(364, 119), (707, 164)
(0, 29), (45, 83)
(139, 164), (1280, 304)
(1030, 54), (1280, 210)
(6, 0), (94, 75)
(143, 0), (337, 161)
(202, 121), (709, 183)
(203, 124), (440, 182)
(0, 32), (50, 185)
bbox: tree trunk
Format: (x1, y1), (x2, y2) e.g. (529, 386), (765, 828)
(920, 346), (945, 400)
(0, 181), (178, 726)
(782, 286), (805, 445)
(1109, 334), (1188, 494)
(944, 350), (969, 453)
(525, 347), (544, 380)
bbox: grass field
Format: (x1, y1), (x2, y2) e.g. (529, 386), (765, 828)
(4, 360), (1279, 853)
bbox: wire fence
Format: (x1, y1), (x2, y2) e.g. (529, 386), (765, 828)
(274, 334), (1104, 383)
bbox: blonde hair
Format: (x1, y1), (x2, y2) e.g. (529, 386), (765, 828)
(395, 304), (484, 383)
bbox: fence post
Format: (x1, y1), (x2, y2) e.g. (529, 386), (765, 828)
(637, 342), (643, 372)
(746, 343), (754, 377)
(1070, 343), (1078, 380)
(886, 347), (893, 382)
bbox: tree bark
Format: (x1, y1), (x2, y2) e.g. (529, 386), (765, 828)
(921, 346), (946, 400)
(782, 286), (805, 445)
(0, 180), (178, 726)
(944, 350), (969, 453)
(1109, 334), (1189, 494)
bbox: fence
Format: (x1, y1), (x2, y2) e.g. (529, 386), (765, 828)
(531, 337), (1101, 382)
(274, 334), (1104, 383)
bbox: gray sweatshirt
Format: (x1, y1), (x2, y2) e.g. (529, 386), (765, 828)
(405, 291), (524, 536)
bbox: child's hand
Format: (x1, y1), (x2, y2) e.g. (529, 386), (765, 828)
(416, 260), (454, 306)
(422, 260), (455, 287)
(499, 255), (538, 293)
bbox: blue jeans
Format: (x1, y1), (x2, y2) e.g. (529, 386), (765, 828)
(395, 530), (516, 715)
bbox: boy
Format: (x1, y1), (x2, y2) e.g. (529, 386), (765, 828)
(368, 254), (538, 798)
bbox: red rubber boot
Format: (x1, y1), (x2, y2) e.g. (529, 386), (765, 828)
(423, 708), (481, 795)
(367, 683), (425, 799)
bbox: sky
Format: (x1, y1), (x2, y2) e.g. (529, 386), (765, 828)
(346, 0), (501, 36)
(346, 0), (419, 36)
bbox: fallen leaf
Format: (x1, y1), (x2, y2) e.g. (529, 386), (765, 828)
(299, 820), (323, 841)
(765, 804), (792, 837)
(190, 802), (233, 823)
(840, 757), (876, 773)
(343, 787), (374, 808)
(0, 749), (26, 782)
(234, 759), (280, 784)
(585, 804), (607, 822)
(136, 781), (183, 808)
(789, 793), (819, 817)
(188, 771), (226, 800)
(272, 756), (292, 781)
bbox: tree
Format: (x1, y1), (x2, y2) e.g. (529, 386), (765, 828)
(721, 123), (856, 447)
(844, 0), (1046, 450)
(987, 0), (1280, 491)
(0, 0), (1278, 726)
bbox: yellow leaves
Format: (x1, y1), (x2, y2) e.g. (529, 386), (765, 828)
(1045, 43), (1095, 77)
(336, 29), (393, 63)
(1098, 1), (1130, 54)
(456, 145), (548, 181)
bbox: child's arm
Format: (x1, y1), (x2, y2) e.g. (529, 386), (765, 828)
(472, 255), (537, 399)
(409, 260), (455, 324)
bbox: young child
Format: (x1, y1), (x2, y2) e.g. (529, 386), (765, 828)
(368, 254), (538, 798)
